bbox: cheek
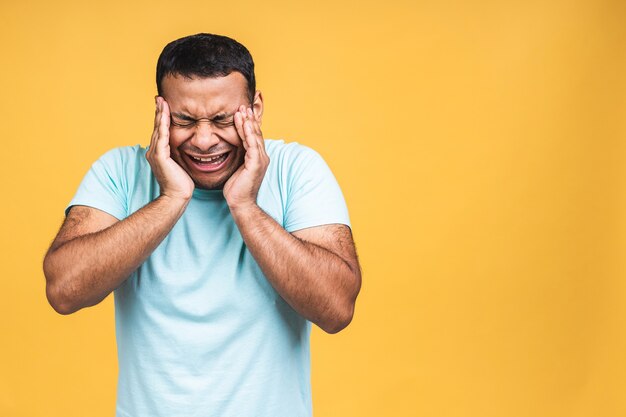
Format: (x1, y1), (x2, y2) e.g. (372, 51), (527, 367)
(222, 128), (243, 147)
(166, 133), (189, 161)
(168, 129), (190, 147)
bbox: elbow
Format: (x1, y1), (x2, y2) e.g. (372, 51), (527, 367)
(43, 255), (79, 315)
(321, 288), (360, 334)
(321, 307), (355, 334)
(45, 278), (79, 315)
(322, 270), (361, 334)
(46, 285), (77, 315)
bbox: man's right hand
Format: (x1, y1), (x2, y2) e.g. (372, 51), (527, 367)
(146, 96), (195, 201)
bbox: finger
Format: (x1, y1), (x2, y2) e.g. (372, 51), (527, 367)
(247, 108), (265, 152)
(148, 97), (161, 156)
(152, 97), (163, 156)
(238, 106), (254, 150)
(156, 99), (170, 156)
(247, 108), (263, 145)
(242, 106), (261, 154)
(234, 110), (248, 151)
(161, 99), (170, 126)
(248, 107), (262, 136)
(243, 118), (260, 160)
(151, 98), (159, 144)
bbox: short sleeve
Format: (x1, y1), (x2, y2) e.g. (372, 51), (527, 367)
(64, 147), (130, 220)
(283, 146), (351, 232)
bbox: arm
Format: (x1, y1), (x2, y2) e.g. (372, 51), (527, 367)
(44, 96), (195, 314)
(231, 204), (361, 334)
(44, 197), (189, 314)
(225, 106), (361, 333)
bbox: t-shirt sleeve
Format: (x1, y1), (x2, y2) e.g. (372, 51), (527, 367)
(64, 147), (130, 220)
(283, 146), (351, 232)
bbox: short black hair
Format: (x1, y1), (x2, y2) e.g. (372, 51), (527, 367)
(156, 33), (256, 103)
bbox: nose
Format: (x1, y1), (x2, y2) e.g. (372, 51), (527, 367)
(190, 120), (220, 150)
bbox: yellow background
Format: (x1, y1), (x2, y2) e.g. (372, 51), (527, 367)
(1, 0), (625, 416)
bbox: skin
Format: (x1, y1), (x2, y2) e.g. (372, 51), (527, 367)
(152, 72), (257, 196)
(44, 72), (361, 333)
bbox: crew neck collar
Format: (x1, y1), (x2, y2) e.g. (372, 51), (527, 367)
(192, 188), (226, 201)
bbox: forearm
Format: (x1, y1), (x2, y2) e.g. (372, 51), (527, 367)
(44, 196), (189, 314)
(230, 204), (359, 333)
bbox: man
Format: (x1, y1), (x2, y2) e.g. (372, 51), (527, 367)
(43, 33), (361, 417)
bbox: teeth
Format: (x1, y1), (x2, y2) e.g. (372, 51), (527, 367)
(191, 154), (225, 162)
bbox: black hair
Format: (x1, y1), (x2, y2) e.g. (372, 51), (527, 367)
(156, 33), (256, 103)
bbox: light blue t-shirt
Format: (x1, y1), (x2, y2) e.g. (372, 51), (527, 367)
(65, 139), (351, 417)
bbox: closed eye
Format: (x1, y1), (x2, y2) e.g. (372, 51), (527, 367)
(170, 113), (236, 129)
(214, 119), (235, 128)
(170, 118), (196, 128)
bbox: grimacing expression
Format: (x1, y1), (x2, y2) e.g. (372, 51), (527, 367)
(160, 72), (263, 190)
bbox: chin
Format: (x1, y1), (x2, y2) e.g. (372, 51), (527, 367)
(193, 178), (228, 190)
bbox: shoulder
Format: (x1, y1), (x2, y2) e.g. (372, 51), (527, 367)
(94, 144), (147, 172)
(88, 144), (149, 194)
(262, 140), (350, 232)
(263, 138), (342, 197)
(264, 139), (328, 174)
(98, 144), (145, 162)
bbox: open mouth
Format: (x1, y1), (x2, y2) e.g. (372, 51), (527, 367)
(186, 151), (231, 172)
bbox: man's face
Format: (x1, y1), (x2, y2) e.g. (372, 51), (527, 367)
(161, 72), (262, 190)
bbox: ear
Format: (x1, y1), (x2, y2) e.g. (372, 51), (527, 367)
(252, 90), (264, 125)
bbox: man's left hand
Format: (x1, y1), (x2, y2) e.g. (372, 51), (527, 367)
(224, 106), (269, 211)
